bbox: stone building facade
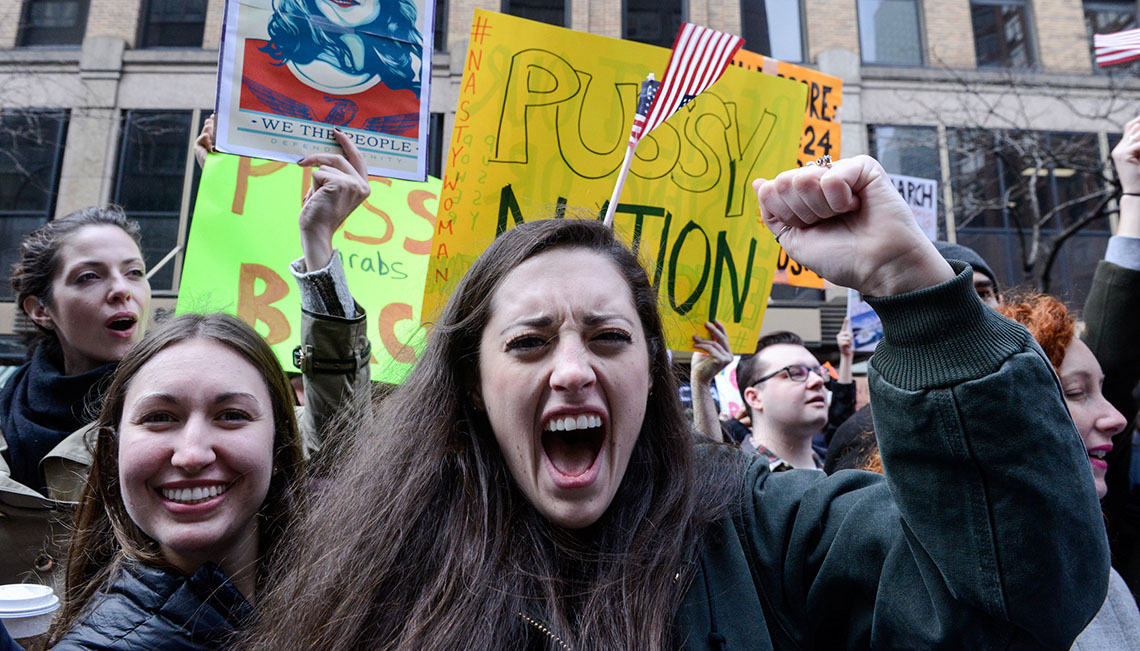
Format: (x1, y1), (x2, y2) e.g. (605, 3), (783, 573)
(1, 0), (1137, 353)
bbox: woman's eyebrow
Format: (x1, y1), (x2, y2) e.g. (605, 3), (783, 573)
(500, 316), (553, 335)
(583, 313), (634, 326)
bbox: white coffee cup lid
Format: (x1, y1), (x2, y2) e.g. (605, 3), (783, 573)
(0, 584), (59, 618)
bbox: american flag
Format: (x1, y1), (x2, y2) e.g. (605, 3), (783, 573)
(1094, 26), (1140, 67)
(628, 23), (744, 148)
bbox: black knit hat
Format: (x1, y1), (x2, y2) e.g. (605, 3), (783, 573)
(933, 240), (998, 287)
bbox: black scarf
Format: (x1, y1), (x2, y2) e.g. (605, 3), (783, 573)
(0, 345), (112, 493)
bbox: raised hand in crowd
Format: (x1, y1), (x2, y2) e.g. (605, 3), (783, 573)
(296, 129), (372, 271)
(689, 319), (732, 441)
(836, 316), (853, 385)
(193, 112), (216, 169)
(754, 155), (953, 297)
(1112, 115), (1140, 239)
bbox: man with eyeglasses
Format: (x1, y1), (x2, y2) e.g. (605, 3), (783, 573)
(735, 331), (830, 471)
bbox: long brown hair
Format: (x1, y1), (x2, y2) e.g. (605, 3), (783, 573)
(47, 313), (305, 644)
(241, 218), (738, 650)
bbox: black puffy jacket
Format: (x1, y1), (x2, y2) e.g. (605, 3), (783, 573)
(53, 562), (252, 650)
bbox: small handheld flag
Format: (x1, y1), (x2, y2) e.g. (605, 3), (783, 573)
(603, 23), (744, 228)
(1095, 26), (1140, 67)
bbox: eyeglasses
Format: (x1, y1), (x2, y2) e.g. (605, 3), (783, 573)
(751, 364), (826, 387)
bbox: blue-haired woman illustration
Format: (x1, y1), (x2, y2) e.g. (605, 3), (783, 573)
(240, 0), (422, 136)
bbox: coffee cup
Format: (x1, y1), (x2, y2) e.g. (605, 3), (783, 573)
(0, 583), (60, 640)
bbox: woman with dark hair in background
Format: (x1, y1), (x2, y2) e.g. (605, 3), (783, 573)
(0, 130), (372, 590)
(242, 156), (1108, 649)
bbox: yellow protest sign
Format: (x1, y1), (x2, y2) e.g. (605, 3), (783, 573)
(731, 50), (842, 290)
(179, 153), (438, 383)
(424, 10), (806, 352)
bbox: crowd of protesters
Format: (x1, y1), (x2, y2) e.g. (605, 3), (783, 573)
(1, 113), (1139, 649)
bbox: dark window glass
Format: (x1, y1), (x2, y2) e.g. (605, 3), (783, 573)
(949, 129), (1110, 305)
(1085, 0), (1140, 73)
(114, 111), (195, 291)
(434, 0), (447, 52)
(971, 0), (1035, 68)
(503, 0), (566, 27)
(858, 0), (923, 65)
(0, 110), (68, 301)
(139, 0), (207, 48)
(741, 0), (803, 62)
(18, 0), (89, 46)
(869, 125), (944, 237)
(625, 0), (683, 49)
(428, 112), (445, 178)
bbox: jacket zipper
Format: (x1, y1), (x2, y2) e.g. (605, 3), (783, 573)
(518, 611), (572, 651)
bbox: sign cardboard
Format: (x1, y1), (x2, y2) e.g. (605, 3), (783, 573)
(178, 153), (438, 383)
(423, 10), (806, 352)
(730, 50), (843, 290)
(214, 0), (434, 181)
(889, 173), (938, 240)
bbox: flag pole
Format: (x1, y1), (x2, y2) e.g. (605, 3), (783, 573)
(602, 144), (636, 229)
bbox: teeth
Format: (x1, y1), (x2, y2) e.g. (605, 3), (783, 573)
(544, 414), (602, 432)
(1090, 451), (1107, 460)
(161, 484), (229, 504)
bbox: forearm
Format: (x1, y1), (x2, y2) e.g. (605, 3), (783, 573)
(689, 373), (724, 442)
(866, 263), (1108, 646)
(291, 254), (372, 456)
(1119, 195), (1140, 239)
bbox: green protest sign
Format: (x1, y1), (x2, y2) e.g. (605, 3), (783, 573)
(178, 153), (438, 383)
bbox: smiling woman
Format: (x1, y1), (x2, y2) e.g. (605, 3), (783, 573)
(46, 314), (304, 650)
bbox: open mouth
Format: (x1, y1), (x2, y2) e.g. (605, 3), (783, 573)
(542, 414), (605, 479)
(106, 315), (137, 332)
(327, 0), (359, 7)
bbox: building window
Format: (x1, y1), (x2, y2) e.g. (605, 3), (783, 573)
(428, 112), (445, 178)
(434, 0), (447, 52)
(741, 0), (804, 62)
(949, 129), (1109, 305)
(971, 0), (1035, 68)
(869, 124), (943, 236)
(625, 0), (683, 49)
(0, 110), (68, 301)
(503, 0), (566, 27)
(113, 111), (207, 292)
(139, 0), (207, 48)
(1085, 0), (1140, 72)
(17, 0), (90, 46)
(858, 0), (923, 65)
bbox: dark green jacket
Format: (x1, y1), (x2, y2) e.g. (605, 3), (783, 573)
(679, 264), (1108, 649)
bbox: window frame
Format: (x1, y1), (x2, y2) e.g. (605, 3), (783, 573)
(502, 0), (569, 28)
(857, 0), (926, 66)
(623, 0), (687, 50)
(970, 0), (1038, 69)
(112, 109), (209, 295)
(740, 0), (806, 63)
(0, 109), (69, 302)
(137, 0), (209, 49)
(1084, 0), (1140, 73)
(17, 0), (90, 47)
